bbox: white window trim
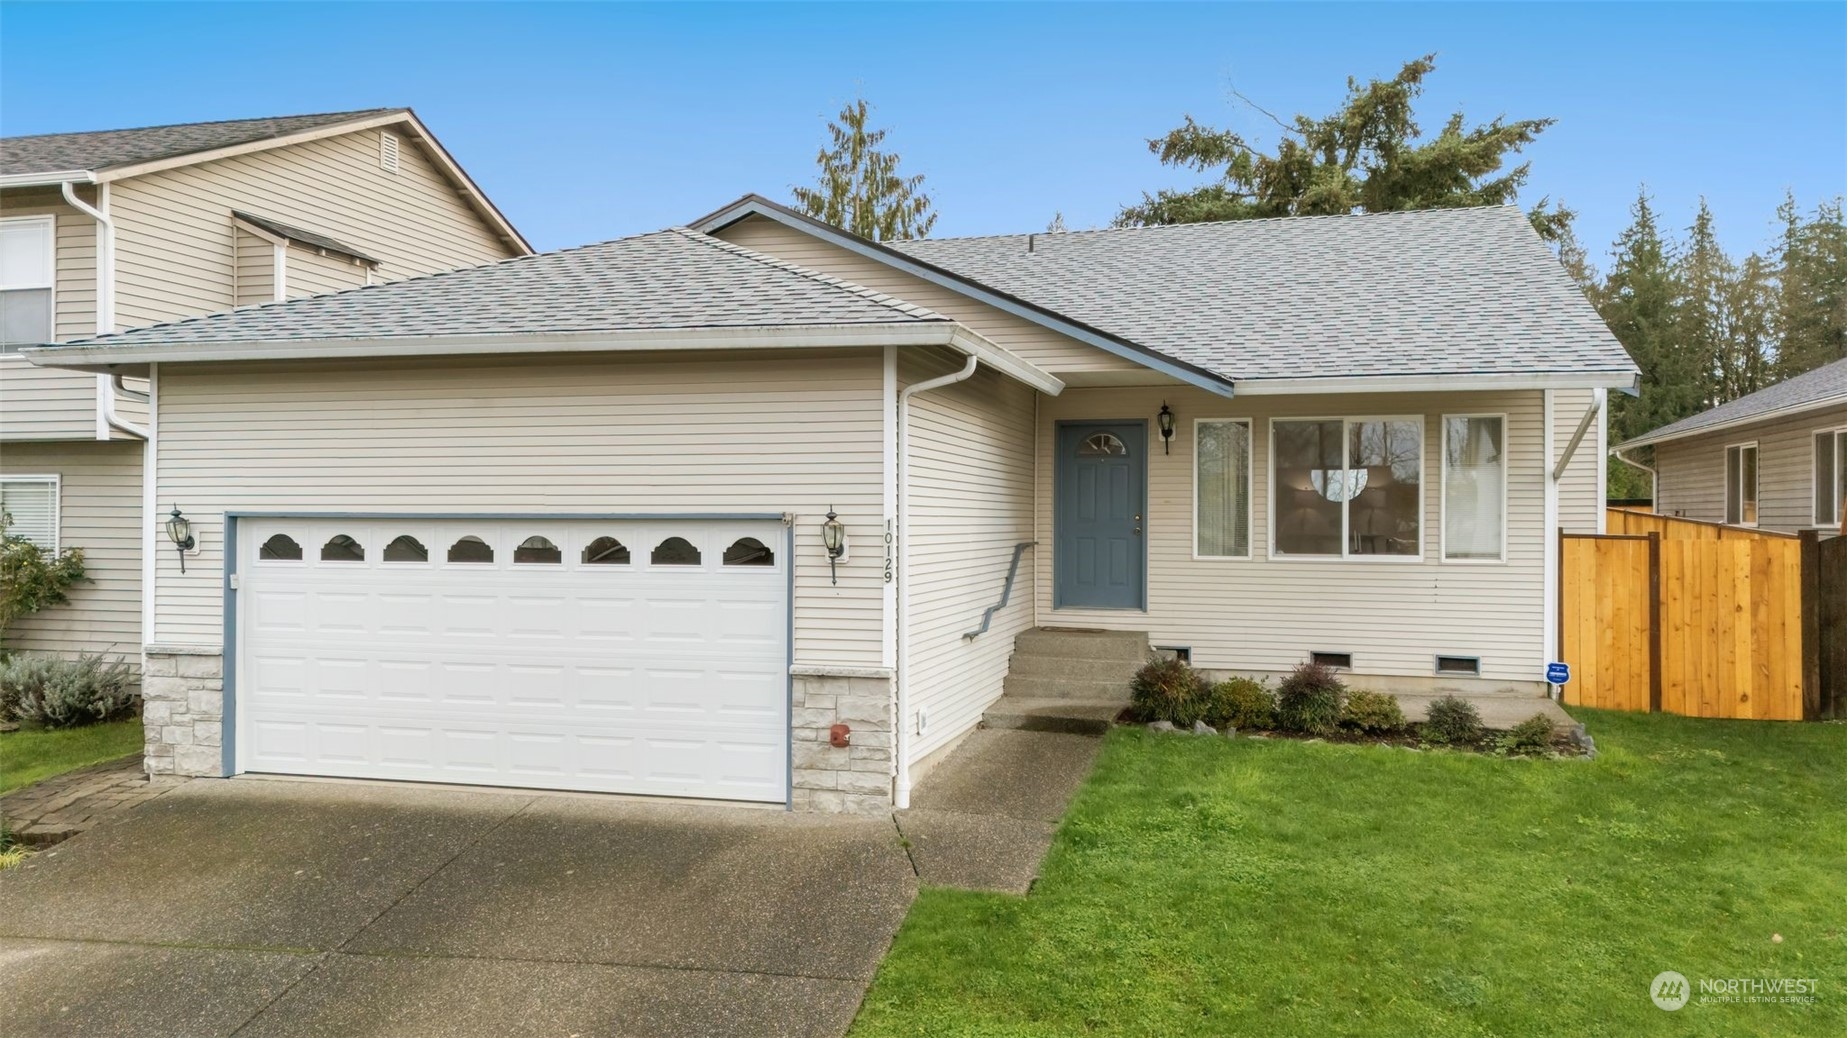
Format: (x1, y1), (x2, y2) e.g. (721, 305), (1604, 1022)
(1, 214), (57, 348)
(1724, 440), (1760, 527)
(1814, 425), (1847, 528)
(1439, 412), (1509, 564)
(1267, 415), (1427, 563)
(0, 473), (61, 551)
(1192, 417), (1254, 561)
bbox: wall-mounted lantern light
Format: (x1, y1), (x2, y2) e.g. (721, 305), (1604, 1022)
(821, 507), (846, 585)
(1157, 403), (1176, 454)
(165, 505), (195, 574)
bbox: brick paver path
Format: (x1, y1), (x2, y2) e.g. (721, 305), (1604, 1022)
(1, 754), (182, 846)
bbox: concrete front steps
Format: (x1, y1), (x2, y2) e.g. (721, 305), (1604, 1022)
(981, 628), (1149, 735)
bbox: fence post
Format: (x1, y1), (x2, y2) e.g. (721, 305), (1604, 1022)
(1800, 529), (1821, 720)
(1648, 531), (1663, 713)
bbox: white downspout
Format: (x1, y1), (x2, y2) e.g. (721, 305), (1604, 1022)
(1611, 444), (1657, 506)
(61, 181), (148, 441)
(892, 348), (979, 809)
(143, 363), (159, 646)
(1541, 390), (1559, 697)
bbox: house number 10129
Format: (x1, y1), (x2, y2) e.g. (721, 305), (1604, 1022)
(883, 520), (895, 584)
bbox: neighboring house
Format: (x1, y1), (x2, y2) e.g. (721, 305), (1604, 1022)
(22, 195), (1634, 813)
(0, 108), (530, 669)
(1614, 357), (1847, 533)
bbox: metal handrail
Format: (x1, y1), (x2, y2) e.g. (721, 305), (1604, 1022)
(963, 541), (1036, 640)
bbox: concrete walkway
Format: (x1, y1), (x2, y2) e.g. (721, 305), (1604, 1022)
(894, 729), (1102, 894)
(0, 779), (917, 1038)
(0, 754), (182, 846)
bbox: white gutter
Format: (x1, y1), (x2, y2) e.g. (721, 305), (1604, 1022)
(1235, 370), (1641, 396)
(892, 347), (980, 809)
(21, 322), (1067, 395)
(58, 181), (148, 440)
(1, 169), (95, 189)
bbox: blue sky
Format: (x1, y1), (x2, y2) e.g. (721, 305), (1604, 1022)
(3, 2), (1842, 266)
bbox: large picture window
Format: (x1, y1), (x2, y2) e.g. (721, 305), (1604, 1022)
(1195, 419), (1251, 557)
(1, 217), (55, 349)
(1442, 415), (1506, 561)
(1816, 428), (1846, 528)
(1272, 418), (1422, 559)
(1725, 442), (1758, 526)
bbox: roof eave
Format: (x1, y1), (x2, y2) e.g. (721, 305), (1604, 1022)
(1233, 370), (1642, 396)
(1614, 391), (1847, 451)
(0, 169), (96, 188)
(19, 320), (1065, 394)
(689, 194), (1237, 399)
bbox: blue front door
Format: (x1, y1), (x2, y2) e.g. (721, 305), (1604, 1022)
(1055, 422), (1146, 610)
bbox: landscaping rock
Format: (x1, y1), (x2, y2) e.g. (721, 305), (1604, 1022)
(1222, 727), (1238, 739)
(1190, 720), (1216, 736)
(1148, 720), (1177, 733)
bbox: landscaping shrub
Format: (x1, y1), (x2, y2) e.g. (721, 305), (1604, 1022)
(1205, 677), (1275, 730)
(1274, 662), (1345, 736)
(0, 515), (87, 647)
(1341, 689), (1407, 733)
(0, 652), (136, 729)
(1422, 695), (1484, 745)
(1500, 713), (1558, 753)
(1130, 656), (1209, 726)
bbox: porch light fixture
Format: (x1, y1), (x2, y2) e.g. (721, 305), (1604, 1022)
(1157, 403), (1176, 454)
(820, 507), (846, 585)
(165, 506), (195, 574)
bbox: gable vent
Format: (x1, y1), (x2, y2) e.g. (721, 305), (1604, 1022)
(379, 131), (400, 173)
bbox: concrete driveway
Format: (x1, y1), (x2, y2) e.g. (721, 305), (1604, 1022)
(0, 779), (918, 1038)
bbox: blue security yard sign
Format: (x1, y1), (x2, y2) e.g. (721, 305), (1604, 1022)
(1546, 662), (1571, 685)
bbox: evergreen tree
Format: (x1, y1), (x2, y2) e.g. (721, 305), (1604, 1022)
(792, 97), (936, 242)
(1118, 55), (1568, 241)
(1773, 194), (1847, 376)
(1599, 190), (1695, 445)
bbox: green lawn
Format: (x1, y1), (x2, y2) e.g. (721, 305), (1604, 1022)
(852, 711), (1846, 1037)
(0, 718), (143, 794)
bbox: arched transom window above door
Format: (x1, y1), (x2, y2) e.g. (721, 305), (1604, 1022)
(1078, 432), (1129, 456)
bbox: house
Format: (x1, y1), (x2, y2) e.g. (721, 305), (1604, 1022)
(1614, 356), (1847, 533)
(21, 196), (1636, 813)
(0, 108), (531, 672)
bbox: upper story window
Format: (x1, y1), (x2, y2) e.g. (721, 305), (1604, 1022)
(1, 216), (55, 350)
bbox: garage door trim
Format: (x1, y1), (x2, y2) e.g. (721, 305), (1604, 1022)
(221, 511), (796, 805)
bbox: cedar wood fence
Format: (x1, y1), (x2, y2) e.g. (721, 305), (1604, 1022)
(1559, 509), (1844, 721)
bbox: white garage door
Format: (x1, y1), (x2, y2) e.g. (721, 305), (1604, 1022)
(236, 518), (789, 803)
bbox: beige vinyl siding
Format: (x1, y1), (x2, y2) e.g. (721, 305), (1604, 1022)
(152, 349), (888, 666)
(713, 214), (1144, 376)
(1553, 387), (1604, 533)
(1, 189), (103, 440)
(1653, 402), (1847, 532)
(283, 244), (368, 298)
(233, 228), (277, 305)
(901, 351), (1038, 764)
(0, 440), (143, 666)
(1037, 386), (1549, 687)
(113, 126), (515, 327)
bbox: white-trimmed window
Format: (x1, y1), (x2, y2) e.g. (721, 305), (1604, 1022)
(1724, 442), (1759, 526)
(1816, 427), (1847, 528)
(1, 216), (55, 350)
(1194, 419), (1252, 558)
(1271, 417), (1423, 559)
(1442, 415), (1506, 561)
(0, 475), (59, 549)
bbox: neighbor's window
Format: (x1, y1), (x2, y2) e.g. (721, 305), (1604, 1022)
(0, 476), (58, 549)
(1725, 443), (1759, 525)
(1195, 419), (1251, 558)
(1, 217), (55, 349)
(1272, 418), (1422, 558)
(1816, 429), (1847, 528)
(1442, 415), (1506, 561)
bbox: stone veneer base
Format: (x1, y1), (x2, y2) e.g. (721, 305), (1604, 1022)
(140, 646), (225, 778)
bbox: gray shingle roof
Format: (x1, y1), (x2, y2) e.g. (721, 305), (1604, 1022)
(1618, 356), (1847, 448)
(1, 109), (402, 176)
(54, 228), (945, 348)
(232, 211), (380, 265)
(888, 206), (1636, 383)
